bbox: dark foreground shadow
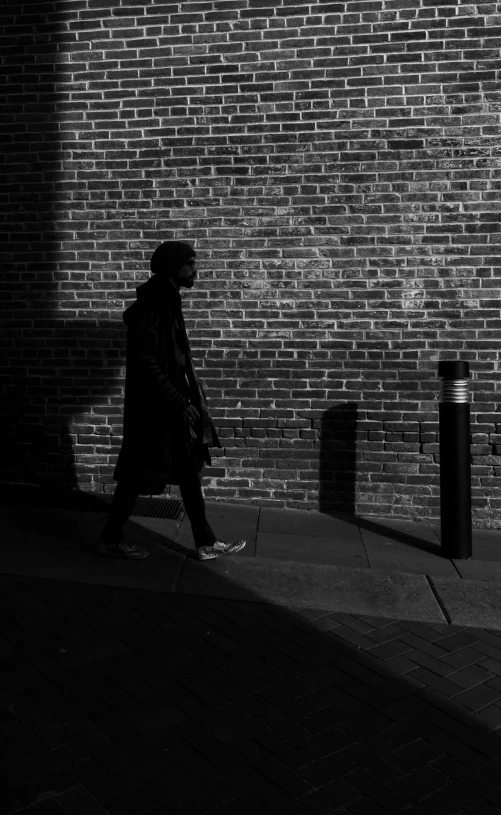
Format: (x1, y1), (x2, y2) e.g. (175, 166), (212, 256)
(0, 518), (500, 814)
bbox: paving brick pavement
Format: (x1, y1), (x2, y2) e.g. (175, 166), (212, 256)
(2, 572), (501, 814)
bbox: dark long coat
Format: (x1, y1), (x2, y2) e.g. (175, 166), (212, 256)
(113, 274), (222, 493)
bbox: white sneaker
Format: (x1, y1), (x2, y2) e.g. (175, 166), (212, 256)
(196, 540), (246, 561)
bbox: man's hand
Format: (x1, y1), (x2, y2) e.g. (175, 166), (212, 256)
(182, 404), (200, 441)
(182, 404), (200, 425)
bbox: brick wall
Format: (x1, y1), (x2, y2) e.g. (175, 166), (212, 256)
(2, 0), (501, 525)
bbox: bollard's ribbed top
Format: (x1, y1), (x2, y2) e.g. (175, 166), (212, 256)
(438, 361), (469, 379)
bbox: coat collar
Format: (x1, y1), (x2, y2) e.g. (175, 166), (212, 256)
(136, 274), (182, 315)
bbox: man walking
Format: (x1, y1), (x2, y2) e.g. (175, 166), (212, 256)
(98, 241), (246, 561)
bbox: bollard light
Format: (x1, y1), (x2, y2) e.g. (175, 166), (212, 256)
(438, 360), (472, 559)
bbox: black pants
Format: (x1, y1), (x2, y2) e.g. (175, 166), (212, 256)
(102, 450), (217, 549)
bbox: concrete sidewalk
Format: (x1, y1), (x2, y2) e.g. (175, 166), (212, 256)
(1, 499), (501, 630)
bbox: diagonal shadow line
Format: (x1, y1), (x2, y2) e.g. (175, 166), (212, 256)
(321, 511), (443, 558)
(127, 517), (195, 560)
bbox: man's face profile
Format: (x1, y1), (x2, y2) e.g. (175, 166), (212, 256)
(170, 258), (197, 291)
(170, 257), (197, 291)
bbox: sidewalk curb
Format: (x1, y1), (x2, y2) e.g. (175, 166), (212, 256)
(2, 501), (501, 630)
(173, 555), (447, 624)
(130, 516), (501, 631)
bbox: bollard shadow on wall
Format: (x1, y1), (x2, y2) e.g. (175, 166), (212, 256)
(318, 402), (358, 516)
(316, 403), (442, 557)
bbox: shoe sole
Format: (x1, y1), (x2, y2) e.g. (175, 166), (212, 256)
(97, 541), (150, 560)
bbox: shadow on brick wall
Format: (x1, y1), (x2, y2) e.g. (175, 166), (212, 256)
(318, 402), (358, 515)
(0, 7), (104, 491)
(0, 4), (134, 501)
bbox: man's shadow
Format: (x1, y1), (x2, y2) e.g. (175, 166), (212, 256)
(1, 319), (130, 511)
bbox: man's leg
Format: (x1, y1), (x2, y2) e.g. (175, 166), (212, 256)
(101, 480), (141, 542)
(177, 449), (246, 560)
(177, 451), (217, 548)
(98, 480), (149, 559)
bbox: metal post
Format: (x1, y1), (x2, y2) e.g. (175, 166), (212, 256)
(438, 360), (472, 559)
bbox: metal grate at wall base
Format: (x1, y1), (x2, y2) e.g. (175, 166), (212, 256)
(129, 496), (183, 520)
(1, 484), (184, 520)
(79, 493), (183, 520)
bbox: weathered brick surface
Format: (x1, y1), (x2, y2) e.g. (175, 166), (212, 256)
(1, 573), (501, 812)
(1, 1), (501, 522)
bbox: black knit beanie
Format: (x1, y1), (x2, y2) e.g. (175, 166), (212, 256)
(150, 241), (196, 276)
